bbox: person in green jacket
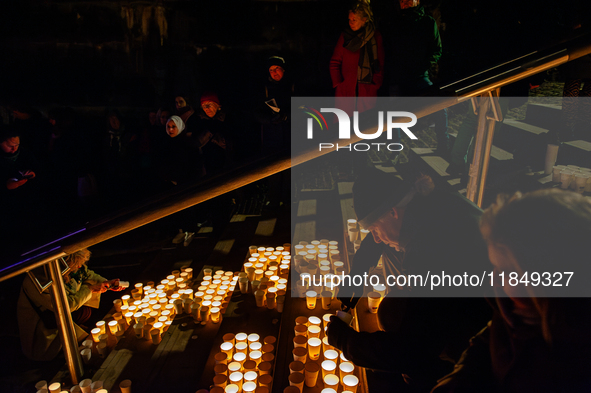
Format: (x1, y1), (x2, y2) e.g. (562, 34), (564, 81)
(17, 249), (123, 361)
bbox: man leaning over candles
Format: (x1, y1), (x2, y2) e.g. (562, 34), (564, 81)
(326, 167), (491, 392)
(17, 249), (124, 361)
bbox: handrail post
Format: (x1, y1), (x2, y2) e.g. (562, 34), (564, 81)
(466, 89), (502, 206)
(47, 259), (84, 384)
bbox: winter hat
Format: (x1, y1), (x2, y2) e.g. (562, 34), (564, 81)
(200, 92), (220, 106)
(353, 167), (434, 229)
(168, 115), (185, 134)
(267, 56), (286, 71)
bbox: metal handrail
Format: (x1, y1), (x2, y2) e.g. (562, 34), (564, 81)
(2, 31), (591, 283)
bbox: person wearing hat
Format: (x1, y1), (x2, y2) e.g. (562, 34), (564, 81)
(326, 167), (491, 391)
(195, 91), (230, 175)
(257, 55), (294, 151)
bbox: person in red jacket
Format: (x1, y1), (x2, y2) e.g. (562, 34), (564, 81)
(329, 1), (384, 114)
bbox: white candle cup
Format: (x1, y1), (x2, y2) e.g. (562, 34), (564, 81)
(215, 352), (229, 366)
(35, 381), (48, 391)
(308, 325), (322, 339)
(339, 361), (355, 380)
(544, 144), (559, 174)
(210, 307), (221, 323)
(254, 290), (266, 307)
(90, 381), (103, 393)
(348, 228), (359, 242)
(321, 389), (337, 393)
(243, 371), (258, 385)
(324, 349), (339, 363)
(308, 337), (322, 361)
(215, 363), (229, 376)
(288, 372), (305, 391)
(304, 361), (321, 388)
(199, 306), (210, 323)
(294, 335), (308, 348)
(190, 303), (201, 321)
(266, 293), (276, 309)
(305, 290), (318, 309)
(249, 350), (262, 365)
(290, 360), (305, 374)
(48, 382), (62, 393)
(229, 371), (243, 389)
(220, 342), (234, 359)
(235, 342), (248, 354)
(90, 328), (102, 343)
(276, 295), (286, 313)
(150, 328), (161, 345)
(233, 352), (247, 367)
(238, 277), (249, 294)
(97, 342), (108, 358)
(133, 323), (144, 339)
(320, 291), (332, 310)
(225, 383), (240, 393)
(213, 374), (228, 389)
(293, 347), (307, 363)
(575, 174), (589, 194)
(242, 382), (257, 393)
(294, 324), (308, 337)
(108, 320), (119, 335)
(560, 170), (574, 189)
(360, 229), (370, 240)
(78, 379), (92, 393)
(119, 379), (132, 393)
(342, 374), (359, 392)
(324, 374), (340, 390)
(235, 332), (247, 343)
(367, 291), (382, 314)
(95, 320), (106, 335)
(80, 348), (92, 364)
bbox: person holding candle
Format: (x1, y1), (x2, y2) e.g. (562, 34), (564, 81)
(433, 189), (591, 392)
(17, 248), (124, 361)
(326, 167), (491, 391)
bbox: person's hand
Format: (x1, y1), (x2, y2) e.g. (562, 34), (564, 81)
(105, 279), (124, 291)
(326, 315), (354, 350)
(88, 283), (108, 293)
(336, 289), (360, 311)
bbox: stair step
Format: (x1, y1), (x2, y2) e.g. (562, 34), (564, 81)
(525, 101), (562, 129)
(557, 140), (591, 168)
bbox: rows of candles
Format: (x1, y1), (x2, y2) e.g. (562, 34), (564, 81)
(88, 266), (238, 357)
(292, 239), (344, 302)
(287, 314), (359, 392)
(209, 332), (277, 393)
(243, 245), (291, 311)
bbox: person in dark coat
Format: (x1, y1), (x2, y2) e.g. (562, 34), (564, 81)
(330, 1), (385, 114)
(256, 56), (293, 151)
(0, 127), (44, 245)
(174, 95), (199, 138)
(195, 92), (230, 175)
(433, 189), (591, 393)
(156, 115), (204, 186)
(326, 167), (491, 392)
(384, 0), (449, 155)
